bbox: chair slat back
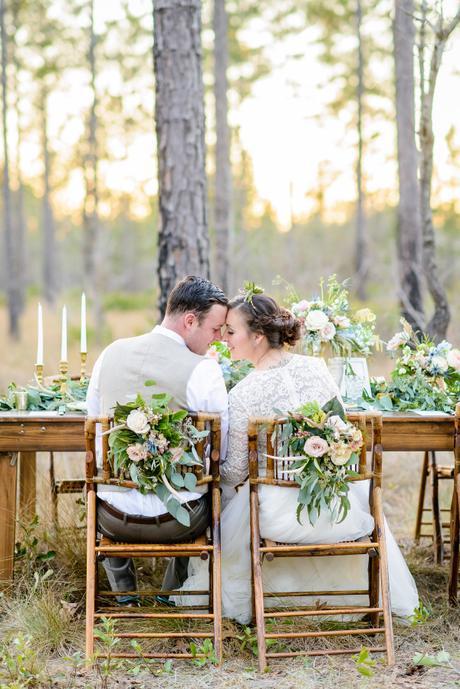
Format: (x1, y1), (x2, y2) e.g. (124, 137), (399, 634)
(85, 412), (221, 489)
(248, 411), (382, 488)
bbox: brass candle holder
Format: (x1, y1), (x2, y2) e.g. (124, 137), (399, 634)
(80, 351), (87, 383)
(35, 363), (44, 385)
(59, 360), (68, 394)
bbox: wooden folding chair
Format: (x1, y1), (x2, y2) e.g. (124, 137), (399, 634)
(414, 450), (453, 564)
(248, 410), (394, 671)
(448, 402), (460, 604)
(85, 413), (222, 663)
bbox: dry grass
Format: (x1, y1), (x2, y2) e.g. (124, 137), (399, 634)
(0, 448), (459, 688)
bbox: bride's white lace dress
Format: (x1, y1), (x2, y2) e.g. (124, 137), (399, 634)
(174, 354), (419, 623)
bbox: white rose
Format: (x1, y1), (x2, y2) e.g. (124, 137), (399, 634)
(330, 442), (353, 466)
(326, 415), (348, 432)
(319, 322), (336, 341)
(447, 348), (460, 371)
(126, 409), (150, 435)
(304, 310), (329, 331)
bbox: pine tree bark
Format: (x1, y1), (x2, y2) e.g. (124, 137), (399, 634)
(40, 87), (58, 304)
(12, 0), (26, 314)
(393, 0), (425, 332)
(418, 2), (460, 341)
(153, 0), (210, 316)
(1, 0), (20, 338)
(213, 0), (231, 294)
(355, 0), (368, 300)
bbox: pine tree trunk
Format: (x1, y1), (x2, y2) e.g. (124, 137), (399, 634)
(41, 88), (58, 304)
(12, 2), (26, 313)
(83, 0), (104, 332)
(1, 0), (20, 338)
(393, 0), (425, 332)
(418, 4), (460, 341)
(153, 0), (210, 317)
(213, 0), (231, 294)
(355, 0), (367, 300)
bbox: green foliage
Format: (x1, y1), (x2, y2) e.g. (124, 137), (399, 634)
(0, 380), (88, 414)
(278, 397), (362, 525)
(104, 291), (154, 312)
(109, 387), (209, 526)
(0, 633), (49, 688)
(189, 639), (218, 667)
(409, 601), (431, 627)
(351, 647), (377, 677)
(14, 516), (55, 584)
(93, 617), (124, 687)
(208, 341), (253, 391)
(412, 649), (460, 675)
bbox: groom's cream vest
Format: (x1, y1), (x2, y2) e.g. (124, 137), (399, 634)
(97, 330), (206, 496)
(99, 331), (203, 414)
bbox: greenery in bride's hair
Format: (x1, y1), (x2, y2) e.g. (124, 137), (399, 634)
(240, 280), (264, 304)
(207, 341), (253, 390)
(108, 382), (209, 527)
(275, 397), (363, 526)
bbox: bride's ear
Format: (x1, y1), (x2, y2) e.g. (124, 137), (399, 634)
(252, 332), (264, 346)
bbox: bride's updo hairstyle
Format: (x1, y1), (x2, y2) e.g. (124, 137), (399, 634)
(229, 294), (301, 349)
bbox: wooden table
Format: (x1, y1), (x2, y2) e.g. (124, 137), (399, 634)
(0, 411), (459, 584)
(0, 412), (86, 582)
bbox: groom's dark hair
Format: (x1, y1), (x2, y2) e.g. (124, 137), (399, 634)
(166, 275), (228, 321)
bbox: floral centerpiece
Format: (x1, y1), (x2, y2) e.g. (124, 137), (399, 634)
(108, 383), (209, 526)
(275, 397), (364, 525)
(207, 341), (253, 391)
(289, 275), (378, 357)
(362, 320), (460, 413)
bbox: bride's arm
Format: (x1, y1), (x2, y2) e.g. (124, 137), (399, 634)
(220, 388), (250, 486)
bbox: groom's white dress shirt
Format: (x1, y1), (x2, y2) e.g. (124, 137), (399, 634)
(86, 325), (228, 517)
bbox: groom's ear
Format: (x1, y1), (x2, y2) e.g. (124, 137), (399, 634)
(183, 312), (198, 330)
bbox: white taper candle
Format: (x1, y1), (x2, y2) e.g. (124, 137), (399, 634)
(36, 302), (44, 365)
(80, 293), (87, 353)
(60, 306), (68, 362)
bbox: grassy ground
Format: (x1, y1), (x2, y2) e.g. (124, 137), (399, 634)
(0, 449), (459, 688)
(1, 303), (460, 687)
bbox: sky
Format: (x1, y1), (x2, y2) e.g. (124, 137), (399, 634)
(15, 0), (460, 228)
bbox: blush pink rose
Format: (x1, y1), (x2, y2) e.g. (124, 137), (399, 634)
(304, 436), (329, 458)
(126, 443), (148, 463)
(447, 348), (460, 371)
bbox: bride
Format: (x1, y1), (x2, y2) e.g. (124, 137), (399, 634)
(174, 291), (419, 623)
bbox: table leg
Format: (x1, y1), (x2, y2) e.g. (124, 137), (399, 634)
(0, 451), (18, 583)
(430, 451), (444, 564)
(414, 451), (429, 542)
(19, 452), (37, 523)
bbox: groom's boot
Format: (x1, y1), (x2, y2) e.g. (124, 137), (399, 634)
(102, 556), (140, 606)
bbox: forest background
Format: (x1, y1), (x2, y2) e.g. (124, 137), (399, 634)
(1, 0), (460, 388)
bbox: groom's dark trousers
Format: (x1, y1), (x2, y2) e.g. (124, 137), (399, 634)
(97, 497), (209, 602)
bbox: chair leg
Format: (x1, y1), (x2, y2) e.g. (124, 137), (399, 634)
(374, 488), (395, 666)
(211, 486), (222, 665)
(85, 490), (97, 661)
(430, 451), (444, 564)
(448, 474), (460, 605)
(49, 452), (59, 529)
(414, 451), (429, 542)
(250, 489), (266, 672)
(368, 547), (380, 629)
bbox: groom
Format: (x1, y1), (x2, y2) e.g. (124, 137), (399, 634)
(86, 275), (229, 603)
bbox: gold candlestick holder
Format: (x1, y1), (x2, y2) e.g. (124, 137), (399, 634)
(80, 351), (87, 383)
(59, 360), (68, 394)
(35, 363), (44, 385)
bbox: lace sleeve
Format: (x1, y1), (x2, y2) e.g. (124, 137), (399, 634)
(220, 388), (249, 486)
